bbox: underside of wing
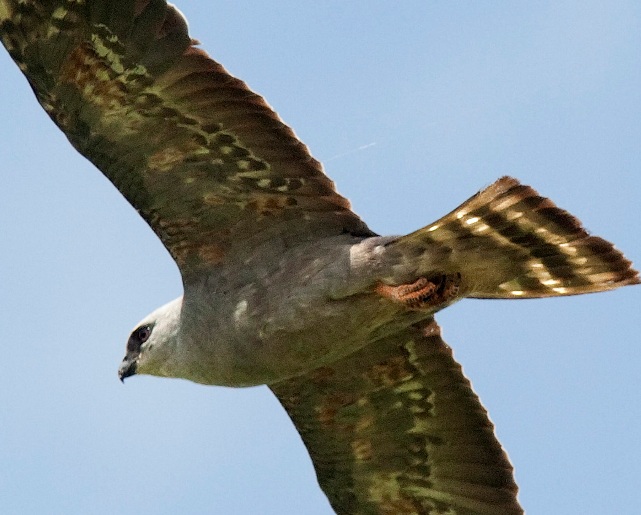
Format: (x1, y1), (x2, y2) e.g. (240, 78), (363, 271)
(270, 319), (522, 515)
(0, 0), (372, 276)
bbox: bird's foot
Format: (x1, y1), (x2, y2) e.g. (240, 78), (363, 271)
(375, 273), (461, 310)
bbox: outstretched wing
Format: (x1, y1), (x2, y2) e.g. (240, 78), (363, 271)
(270, 319), (522, 515)
(0, 0), (371, 277)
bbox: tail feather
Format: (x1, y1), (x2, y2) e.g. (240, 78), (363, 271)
(391, 177), (639, 299)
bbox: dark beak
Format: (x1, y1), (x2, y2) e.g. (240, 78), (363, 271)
(118, 358), (138, 383)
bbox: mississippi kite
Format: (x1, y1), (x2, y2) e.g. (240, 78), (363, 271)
(1, 1), (638, 514)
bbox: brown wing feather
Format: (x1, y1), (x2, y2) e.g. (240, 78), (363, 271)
(0, 0), (372, 276)
(270, 319), (522, 515)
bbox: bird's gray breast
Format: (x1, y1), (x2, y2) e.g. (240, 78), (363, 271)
(177, 235), (401, 387)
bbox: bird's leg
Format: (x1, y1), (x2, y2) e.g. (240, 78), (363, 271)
(375, 273), (461, 310)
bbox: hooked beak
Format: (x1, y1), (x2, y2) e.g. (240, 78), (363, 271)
(118, 358), (138, 383)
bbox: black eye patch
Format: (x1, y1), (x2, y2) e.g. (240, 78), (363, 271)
(136, 325), (152, 343)
(127, 324), (152, 352)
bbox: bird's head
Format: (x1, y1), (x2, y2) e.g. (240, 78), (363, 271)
(118, 297), (182, 382)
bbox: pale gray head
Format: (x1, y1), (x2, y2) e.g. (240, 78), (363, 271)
(118, 297), (183, 382)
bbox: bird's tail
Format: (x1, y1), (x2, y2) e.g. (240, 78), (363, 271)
(387, 177), (639, 299)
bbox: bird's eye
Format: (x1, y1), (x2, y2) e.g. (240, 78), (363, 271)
(136, 325), (152, 343)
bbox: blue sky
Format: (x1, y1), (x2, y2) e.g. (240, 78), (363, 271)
(1, 1), (640, 513)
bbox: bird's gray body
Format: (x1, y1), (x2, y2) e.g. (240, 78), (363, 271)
(141, 234), (421, 386)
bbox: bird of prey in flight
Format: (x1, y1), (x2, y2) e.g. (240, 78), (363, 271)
(1, 1), (638, 514)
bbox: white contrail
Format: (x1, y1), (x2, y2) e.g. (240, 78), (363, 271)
(325, 142), (377, 162)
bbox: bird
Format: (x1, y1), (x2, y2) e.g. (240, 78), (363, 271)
(1, 1), (638, 514)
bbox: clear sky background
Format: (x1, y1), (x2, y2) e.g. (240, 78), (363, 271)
(1, 1), (639, 514)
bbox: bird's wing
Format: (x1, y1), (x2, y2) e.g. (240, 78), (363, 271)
(270, 318), (522, 515)
(0, 0), (371, 277)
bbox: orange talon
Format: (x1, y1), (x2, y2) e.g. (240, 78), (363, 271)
(376, 273), (461, 310)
